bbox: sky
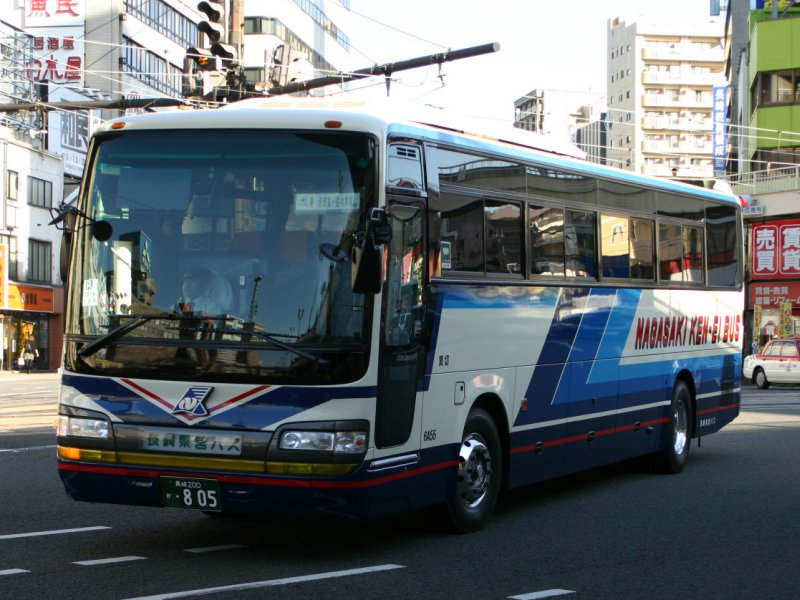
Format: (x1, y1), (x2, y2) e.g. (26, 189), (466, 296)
(338, 0), (721, 126)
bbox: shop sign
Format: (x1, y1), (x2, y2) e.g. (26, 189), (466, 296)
(749, 282), (800, 308)
(25, 27), (84, 87)
(24, 0), (84, 28)
(48, 86), (100, 178)
(751, 219), (800, 280)
(6, 284), (54, 313)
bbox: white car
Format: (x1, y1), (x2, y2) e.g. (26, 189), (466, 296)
(743, 337), (800, 389)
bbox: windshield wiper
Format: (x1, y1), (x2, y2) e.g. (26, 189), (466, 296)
(78, 314), (329, 365)
(212, 327), (330, 365)
(77, 313), (230, 358)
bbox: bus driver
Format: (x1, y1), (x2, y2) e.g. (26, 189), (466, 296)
(176, 268), (233, 316)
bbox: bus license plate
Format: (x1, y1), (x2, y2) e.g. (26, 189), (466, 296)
(161, 477), (221, 511)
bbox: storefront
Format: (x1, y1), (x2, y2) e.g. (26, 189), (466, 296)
(747, 218), (800, 354)
(1, 283), (55, 371)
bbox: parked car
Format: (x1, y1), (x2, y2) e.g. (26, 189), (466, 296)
(743, 337), (800, 388)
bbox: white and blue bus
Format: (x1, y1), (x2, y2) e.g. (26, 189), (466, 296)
(56, 100), (743, 532)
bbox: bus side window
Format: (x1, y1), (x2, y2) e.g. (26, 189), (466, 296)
(529, 205), (565, 277)
(630, 218), (655, 280)
(565, 209), (597, 279)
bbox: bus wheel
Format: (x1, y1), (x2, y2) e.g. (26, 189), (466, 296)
(655, 381), (691, 474)
(445, 407), (502, 533)
(753, 368), (770, 389)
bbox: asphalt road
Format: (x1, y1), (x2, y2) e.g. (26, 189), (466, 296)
(1, 376), (799, 599)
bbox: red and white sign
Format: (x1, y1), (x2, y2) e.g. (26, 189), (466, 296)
(751, 219), (800, 280)
(24, 0), (84, 28)
(26, 25), (84, 86)
(749, 282), (800, 308)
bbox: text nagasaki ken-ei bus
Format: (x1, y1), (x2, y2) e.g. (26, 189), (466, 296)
(56, 100), (744, 532)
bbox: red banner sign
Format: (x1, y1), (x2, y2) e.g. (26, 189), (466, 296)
(749, 282), (800, 308)
(751, 219), (800, 280)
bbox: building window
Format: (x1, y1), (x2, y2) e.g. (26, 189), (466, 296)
(27, 239), (51, 283)
(124, 0), (199, 48)
(0, 234), (18, 280)
(122, 37), (183, 97)
(27, 176), (52, 209)
(753, 69), (800, 106)
(243, 68), (266, 87)
(6, 170), (17, 200)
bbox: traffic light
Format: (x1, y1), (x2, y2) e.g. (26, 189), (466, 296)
(186, 46), (217, 71)
(198, 1), (238, 69)
(184, 0), (237, 85)
(197, 1), (225, 42)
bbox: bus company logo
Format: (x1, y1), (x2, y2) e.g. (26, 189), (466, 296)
(634, 313), (742, 350)
(172, 386), (213, 417)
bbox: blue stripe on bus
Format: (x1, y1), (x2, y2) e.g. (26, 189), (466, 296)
(439, 285), (561, 309)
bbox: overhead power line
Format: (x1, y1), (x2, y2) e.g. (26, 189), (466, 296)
(267, 42), (500, 96)
(0, 97), (187, 112)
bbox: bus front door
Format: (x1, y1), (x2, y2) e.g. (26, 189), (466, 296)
(375, 201), (425, 448)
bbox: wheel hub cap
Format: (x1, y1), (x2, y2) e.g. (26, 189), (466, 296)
(456, 435), (493, 508)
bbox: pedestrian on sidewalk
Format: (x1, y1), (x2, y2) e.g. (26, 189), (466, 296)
(23, 340), (38, 374)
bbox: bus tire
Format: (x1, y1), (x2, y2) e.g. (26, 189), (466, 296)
(444, 407), (502, 533)
(753, 368), (770, 389)
(655, 380), (691, 474)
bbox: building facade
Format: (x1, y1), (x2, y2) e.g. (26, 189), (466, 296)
(726, 3), (800, 352)
(242, 0), (351, 93)
(0, 0), (352, 370)
(744, 9), (800, 170)
(0, 128), (64, 372)
(607, 17), (725, 177)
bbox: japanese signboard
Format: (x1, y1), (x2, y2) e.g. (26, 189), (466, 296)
(24, 0), (84, 28)
(25, 1), (85, 87)
(780, 301), (794, 338)
(27, 27), (84, 86)
(7, 284), (54, 312)
(48, 86), (100, 178)
(751, 219), (800, 280)
(712, 83), (727, 177)
(750, 283), (800, 308)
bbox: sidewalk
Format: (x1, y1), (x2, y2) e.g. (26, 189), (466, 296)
(0, 369), (61, 384)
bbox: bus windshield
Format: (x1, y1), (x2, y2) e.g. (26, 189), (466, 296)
(66, 130), (376, 384)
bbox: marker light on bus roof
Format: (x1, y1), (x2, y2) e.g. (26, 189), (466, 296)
(110, 121), (126, 130)
(324, 120), (342, 129)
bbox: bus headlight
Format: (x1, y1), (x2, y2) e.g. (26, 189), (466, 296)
(271, 421), (369, 465)
(279, 430), (366, 454)
(58, 415), (110, 439)
(280, 430), (334, 451)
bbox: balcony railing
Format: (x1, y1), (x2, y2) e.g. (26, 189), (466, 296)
(642, 47), (723, 62)
(642, 94), (713, 108)
(727, 166), (800, 195)
(641, 116), (712, 131)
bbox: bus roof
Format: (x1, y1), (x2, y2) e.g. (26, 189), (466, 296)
(99, 97), (739, 206)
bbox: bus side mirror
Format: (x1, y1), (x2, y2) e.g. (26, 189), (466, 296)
(352, 208), (390, 294)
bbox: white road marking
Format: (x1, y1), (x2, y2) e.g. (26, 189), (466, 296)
(122, 563), (406, 600)
(0, 445), (57, 454)
(0, 568), (30, 576)
(0, 526), (111, 540)
(183, 544), (246, 554)
(74, 556), (147, 566)
(509, 590), (576, 600)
